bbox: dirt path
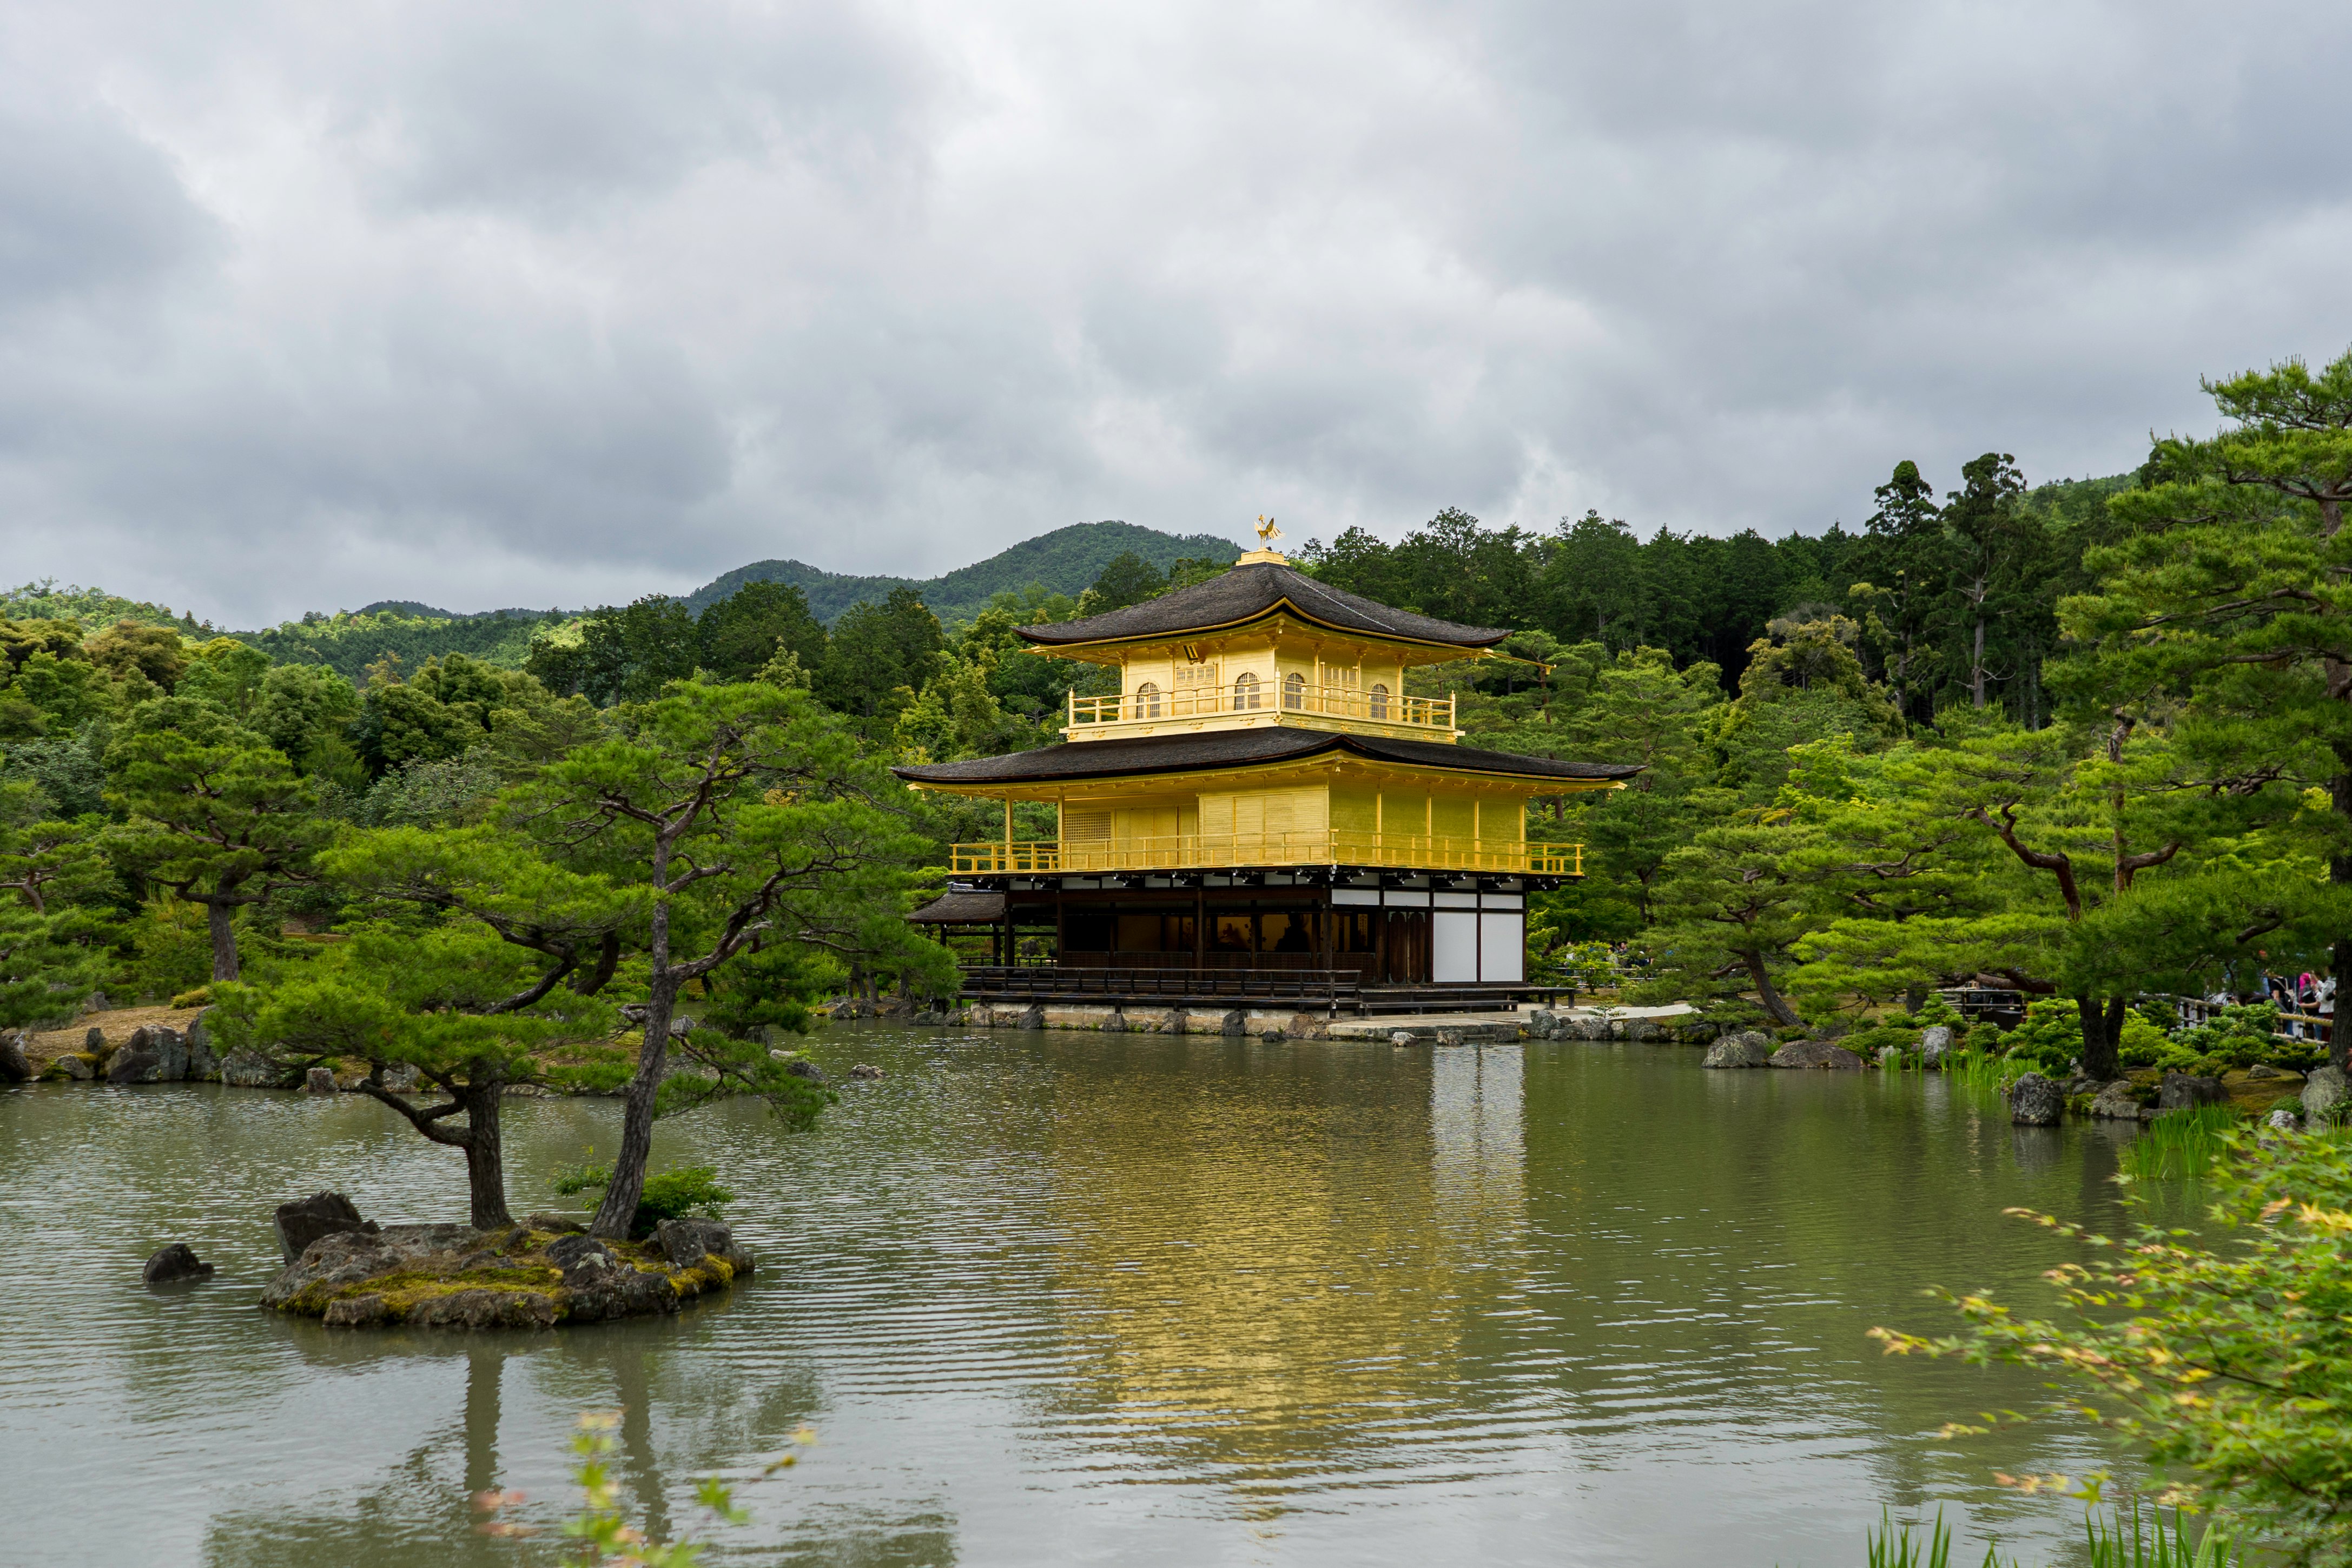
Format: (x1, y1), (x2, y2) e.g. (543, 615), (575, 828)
(24, 1006), (209, 1069)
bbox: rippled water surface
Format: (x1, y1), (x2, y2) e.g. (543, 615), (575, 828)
(1, 1028), (2150, 1566)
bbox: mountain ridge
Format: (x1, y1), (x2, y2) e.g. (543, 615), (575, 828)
(680, 520), (1240, 623)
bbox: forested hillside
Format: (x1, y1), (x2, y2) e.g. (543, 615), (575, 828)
(682, 520), (1239, 621)
(1301, 462), (2135, 720)
(5, 343), (2349, 1086)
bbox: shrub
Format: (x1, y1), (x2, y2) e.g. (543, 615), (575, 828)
(1914, 993), (1964, 1029)
(552, 1162), (734, 1239)
(2002, 998), (2083, 1075)
(1874, 1131), (2352, 1561)
(2170, 1002), (2321, 1073)
(1845, 1024), (1917, 1059)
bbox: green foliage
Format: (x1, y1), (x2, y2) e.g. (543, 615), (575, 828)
(694, 940), (836, 1040)
(551, 1162), (735, 1236)
(84, 620), (189, 692)
(0, 899), (109, 1030)
(816, 587), (945, 722)
(1875, 1132), (2352, 1562)
(250, 664), (360, 770)
(1071, 551), (1166, 617)
(178, 638), (272, 719)
(121, 895), (221, 1000)
(545, 1420), (748, 1560)
(696, 579), (828, 684)
(0, 722), (110, 818)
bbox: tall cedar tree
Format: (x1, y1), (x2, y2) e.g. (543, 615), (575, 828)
(1848, 460), (1943, 726)
(1939, 453), (2029, 710)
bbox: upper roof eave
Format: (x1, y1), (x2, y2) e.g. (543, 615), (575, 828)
(1012, 560), (1510, 652)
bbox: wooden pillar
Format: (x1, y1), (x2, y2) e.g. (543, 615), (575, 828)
(1054, 885), (1065, 968)
(1194, 884), (1206, 969)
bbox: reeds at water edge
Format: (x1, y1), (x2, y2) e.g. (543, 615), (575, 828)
(1853, 1501), (2237, 1568)
(2120, 1103), (2241, 1183)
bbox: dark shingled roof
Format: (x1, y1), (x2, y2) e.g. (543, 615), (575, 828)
(1016, 560), (1509, 649)
(908, 889), (1008, 923)
(893, 726), (1642, 788)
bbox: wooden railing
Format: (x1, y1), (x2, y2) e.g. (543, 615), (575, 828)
(1068, 682), (1455, 732)
(946, 833), (1583, 876)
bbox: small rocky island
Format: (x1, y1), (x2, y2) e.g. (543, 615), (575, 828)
(259, 1194), (754, 1329)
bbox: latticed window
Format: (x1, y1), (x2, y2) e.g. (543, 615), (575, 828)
(1369, 682), (1390, 718)
(1134, 680), (1161, 718)
(1233, 672), (1261, 710)
(1283, 672), (1305, 709)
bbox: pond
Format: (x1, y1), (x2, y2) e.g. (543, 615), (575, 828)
(2, 1028), (2155, 1566)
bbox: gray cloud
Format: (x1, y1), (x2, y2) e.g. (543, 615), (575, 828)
(2, 0), (2348, 626)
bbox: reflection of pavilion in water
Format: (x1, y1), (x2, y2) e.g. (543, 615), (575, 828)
(1030, 1042), (1527, 1498)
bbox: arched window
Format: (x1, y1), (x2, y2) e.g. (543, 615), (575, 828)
(1134, 680), (1161, 718)
(1369, 682), (1390, 719)
(1233, 672), (1261, 711)
(1283, 672), (1306, 710)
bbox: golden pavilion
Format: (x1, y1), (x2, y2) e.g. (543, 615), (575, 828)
(894, 539), (1639, 1004)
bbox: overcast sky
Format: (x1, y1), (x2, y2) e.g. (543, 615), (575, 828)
(4, 1), (2348, 626)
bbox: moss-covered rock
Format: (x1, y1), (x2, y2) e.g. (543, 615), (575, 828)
(260, 1219), (754, 1329)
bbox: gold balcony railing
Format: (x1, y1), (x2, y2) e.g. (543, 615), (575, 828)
(1067, 682), (1455, 732)
(946, 834), (1583, 877)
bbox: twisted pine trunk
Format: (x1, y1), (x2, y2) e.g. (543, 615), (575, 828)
(460, 1082), (513, 1230)
(591, 833), (678, 1241)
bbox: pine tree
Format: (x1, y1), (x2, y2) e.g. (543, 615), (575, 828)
(2066, 349), (2352, 1064)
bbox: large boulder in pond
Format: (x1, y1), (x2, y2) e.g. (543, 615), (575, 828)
(1919, 1026), (1955, 1068)
(551, 1237), (681, 1324)
(273, 1192), (379, 1265)
(2089, 1080), (2146, 1121)
(2303, 1066), (2348, 1125)
(219, 1048), (302, 1089)
(1769, 1039), (1864, 1070)
(1702, 1032), (1774, 1069)
(655, 1217), (750, 1273)
(2006, 1072), (2064, 1126)
(184, 1011), (221, 1081)
(258, 1223), (478, 1307)
(0, 1030), (31, 1083)
(2158, 1071), (2228, 1111)
(142, 1243), (215, 1285)
(105, 1028), (169, 1083)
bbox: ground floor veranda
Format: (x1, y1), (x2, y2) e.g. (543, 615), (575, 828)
(913, 864), (1566, 1007)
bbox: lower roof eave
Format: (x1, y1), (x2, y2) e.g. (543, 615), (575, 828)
(951, 865), (1576, 894)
